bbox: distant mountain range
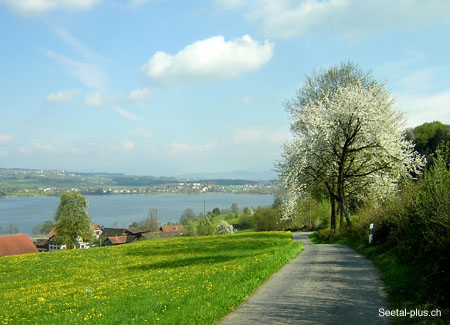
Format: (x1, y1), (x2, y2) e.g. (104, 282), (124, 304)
(178, 170), (277, 181)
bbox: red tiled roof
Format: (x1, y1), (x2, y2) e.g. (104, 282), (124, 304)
(48, 227), (57, 239)
(107, 236), (127, 245)
(161, 225), (184, 233)
(0, 234), (39, 257)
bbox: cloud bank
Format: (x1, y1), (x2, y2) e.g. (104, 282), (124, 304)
(45, 89), (81, 103)
(218, 0), (450, 40)
(2, 0), (101, 16)
(0, 135), (14, 145)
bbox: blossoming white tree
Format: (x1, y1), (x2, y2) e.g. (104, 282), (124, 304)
(278, 80), (425, 232)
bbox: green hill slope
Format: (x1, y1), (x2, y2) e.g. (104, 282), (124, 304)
(0, 232), (302, 324)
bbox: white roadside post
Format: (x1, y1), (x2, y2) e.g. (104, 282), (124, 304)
(369, 223), (374, 244)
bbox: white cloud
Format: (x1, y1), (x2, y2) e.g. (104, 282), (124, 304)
(216, 0), (247, 9)
(219, 0), (450, 40)
(128, 88), (151, 101)
(47, 50), (108, 89)
(84, 92), (103, 107)
(129, 0), (149, 8)
(45, 89), (81, 103)
(112, 140), (135, 152)
(142, 35), (274, 83)
(83, 92), (142, 120)
(110, 105), (142, 121)
(396, 91), (450, 128)
(19, 142), (55, 153)
(2, 0), (101, 16)
(54, 28), (103, 63)
(395, 68), (440, 92)
(0, 150), (9, 156)
(169, 142), (217, 154)
(130, 127), (152, 138)
(0, 135), (14, 144)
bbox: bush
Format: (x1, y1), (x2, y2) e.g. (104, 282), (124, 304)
(236, 214), (252, 230)
(252, 207), (287, 231)
(197, 216), (215, 236)
(215, 221), (234, 235)
(183, 220), (197, 237)
(387, 154), (450, 310)
(347, 152), (450, 312)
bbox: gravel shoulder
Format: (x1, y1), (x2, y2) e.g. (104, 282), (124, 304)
(220, 232), (390, 324)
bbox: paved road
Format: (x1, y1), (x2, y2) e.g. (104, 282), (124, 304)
(220, 232), (390, 324)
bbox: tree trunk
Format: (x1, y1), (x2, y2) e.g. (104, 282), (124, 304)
(343, 202), (351, 226)
(330, 196), (336, 233)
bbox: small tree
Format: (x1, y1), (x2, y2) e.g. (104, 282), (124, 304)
(129, 221), (139, 228)
(54, 192), (93, 249)
(231, 203), (239, 213)
(197, 216), (215, 236)
(138, 208), (158, 232)
(212, 207), (221, 216)
(8, 224), (20, 234)
(179, 208), (196, 225)
(41, 220), (55, 235)
(243, 206), (254, 215)
(215, 220), (234, 235)
(184, 220), (197, 237)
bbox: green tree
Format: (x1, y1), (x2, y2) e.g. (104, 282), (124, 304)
(183, 219), (197, 237)
(179, 208), (196, 225)
(54, 192), (93, 249)
(272, 197), (284, 209)
(212, 207), (221, 216)
(40, 220), (55, 235)
(138, 208), (158, 232)
(406, 121), (450, 166)
(243, 206), (254, 215)
(197, 216), (215, 236)
(231, 203), (239, 213)
(8, 223), (20, 234)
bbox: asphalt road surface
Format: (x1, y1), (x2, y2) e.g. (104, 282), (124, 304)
(220, 232), (390, 324)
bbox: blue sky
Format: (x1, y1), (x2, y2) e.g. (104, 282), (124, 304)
(0, 0), (449, 177)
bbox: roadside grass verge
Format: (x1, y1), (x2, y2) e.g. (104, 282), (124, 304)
(309, 233), (446, 324)
(0, 232), (302, 324)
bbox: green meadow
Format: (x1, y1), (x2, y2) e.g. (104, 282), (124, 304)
(0, 232), (302, 324)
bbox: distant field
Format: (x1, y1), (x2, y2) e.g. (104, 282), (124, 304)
(0, 232), (302, 324)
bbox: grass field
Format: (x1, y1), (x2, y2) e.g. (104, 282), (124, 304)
(0, 232), (302, 324)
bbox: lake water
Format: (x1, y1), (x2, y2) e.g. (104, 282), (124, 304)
(0, 193), (274, 235)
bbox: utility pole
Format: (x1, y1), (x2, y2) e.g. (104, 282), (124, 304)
(204, 200), (206, 216)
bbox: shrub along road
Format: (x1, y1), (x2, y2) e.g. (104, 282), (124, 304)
(220, 232), (390, 324)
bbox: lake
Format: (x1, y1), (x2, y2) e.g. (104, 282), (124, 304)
(0, 193), (274, 235)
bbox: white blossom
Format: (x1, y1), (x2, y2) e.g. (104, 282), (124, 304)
(278, 83), (426, 221)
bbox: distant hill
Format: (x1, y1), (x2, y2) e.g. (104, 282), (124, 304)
(179, 170), (277, 181)
(0, 168), (274, 188)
